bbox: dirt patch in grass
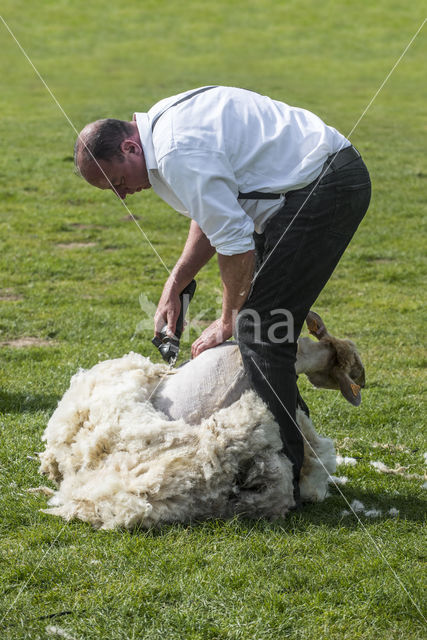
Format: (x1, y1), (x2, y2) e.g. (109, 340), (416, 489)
(0, 337), (58, 348)
(121, 214), (140, 221)
(56, 242), (97, 249)
(69, 223), (105, 230)
(0, 289), (23, 301)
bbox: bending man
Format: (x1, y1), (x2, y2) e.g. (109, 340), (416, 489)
(75, 86), (371, 506)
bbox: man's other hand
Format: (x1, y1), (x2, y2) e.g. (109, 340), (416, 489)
(191, 318), (233, 358)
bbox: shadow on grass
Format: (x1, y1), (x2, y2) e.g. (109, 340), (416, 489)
(126, 489), (427, 539)
(0, 390), (59, 414)
(277, 490), (427, 531)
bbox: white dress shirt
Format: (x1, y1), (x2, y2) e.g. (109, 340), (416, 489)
(134, 86), (350, 255)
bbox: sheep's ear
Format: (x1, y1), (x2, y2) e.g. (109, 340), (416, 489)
(306, 311), (328, 340)
(333, 367), (362, 406)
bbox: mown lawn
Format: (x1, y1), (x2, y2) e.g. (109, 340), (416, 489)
(0, 1), (426, 638)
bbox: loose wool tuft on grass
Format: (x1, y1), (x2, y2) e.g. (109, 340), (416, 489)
(39, 352), (336, 529)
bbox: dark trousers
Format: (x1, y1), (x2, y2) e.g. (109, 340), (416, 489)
(236, 153), (371, 504)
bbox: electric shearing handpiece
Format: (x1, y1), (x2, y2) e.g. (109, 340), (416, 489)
(151, 279), (197, 365)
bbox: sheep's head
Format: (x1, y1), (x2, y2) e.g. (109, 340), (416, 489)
(297, 311), (365, 406)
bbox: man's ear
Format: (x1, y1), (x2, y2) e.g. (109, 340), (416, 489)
(333, 367), (362, 406)
(306, 311), (328, 340)
(121, 139), (142, 155)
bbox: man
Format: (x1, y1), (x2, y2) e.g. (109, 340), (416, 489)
(75, 86), (371, 506)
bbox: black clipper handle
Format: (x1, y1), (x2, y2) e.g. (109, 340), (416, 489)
(152, 280), (197, 364)
(174, 279), (197, 339)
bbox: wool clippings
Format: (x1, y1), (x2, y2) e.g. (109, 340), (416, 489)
(350, 499), (365, 512)
(364, 508), (382, 518)
(27, 486), (55, 497)
(372, 442), (409, 453)
(370, 460), (426, 480)
(46, 626), (78, 640)
(336, 455), (358, 466)
(341, 501), (399, 518)
(328, 475), (348, 485)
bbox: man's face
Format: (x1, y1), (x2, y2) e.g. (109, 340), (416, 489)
(82, 140), (151, 200)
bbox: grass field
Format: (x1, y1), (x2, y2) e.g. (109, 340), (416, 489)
(0, 1), (426, 638)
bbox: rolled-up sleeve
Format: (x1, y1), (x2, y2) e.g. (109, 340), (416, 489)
(158, 149), (255, 255)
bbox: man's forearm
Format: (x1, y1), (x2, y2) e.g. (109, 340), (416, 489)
(155, 220), (216, 335)
(190, 249), (255, 357)
(167, 220), (216, 292)
(218, 251), (255, 327)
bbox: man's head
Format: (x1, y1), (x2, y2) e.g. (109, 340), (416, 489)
(74, 119), (151, 199)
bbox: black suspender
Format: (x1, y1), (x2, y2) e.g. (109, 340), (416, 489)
(151, 86), (218, 132)
(237, 190), (281, 200)
(151, 86), (282, 201)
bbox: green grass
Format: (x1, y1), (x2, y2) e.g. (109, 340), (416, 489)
(0, 0), (426, 638)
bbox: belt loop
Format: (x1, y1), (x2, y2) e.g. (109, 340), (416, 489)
(322, 145), (360, 177)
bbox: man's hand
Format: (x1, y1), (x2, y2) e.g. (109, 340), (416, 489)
(191, 318), (233, 358)
(154, 286), (181, 337)
(191, 250), (255, 358)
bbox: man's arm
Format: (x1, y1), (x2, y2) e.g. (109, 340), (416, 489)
(154, 220), (216, 336)
(191, 250), (255, 358)
(156, 151), (256, 351)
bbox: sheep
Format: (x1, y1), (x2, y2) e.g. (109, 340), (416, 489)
(153, 311), (365, 424)
(39, 312), (365, 529)
(298, 311), (365, 406)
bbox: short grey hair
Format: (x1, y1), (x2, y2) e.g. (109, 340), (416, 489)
(74, 118), (134, 170)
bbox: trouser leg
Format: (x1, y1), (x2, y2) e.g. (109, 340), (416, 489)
(296, 384), (310, 417)
(237, 156), (371, 505)
(237, 307), (303, 503)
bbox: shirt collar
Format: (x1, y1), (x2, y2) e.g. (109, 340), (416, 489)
(133, 112), (158, 171)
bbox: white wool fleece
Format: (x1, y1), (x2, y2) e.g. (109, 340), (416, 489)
(39, 352), (335, 529)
